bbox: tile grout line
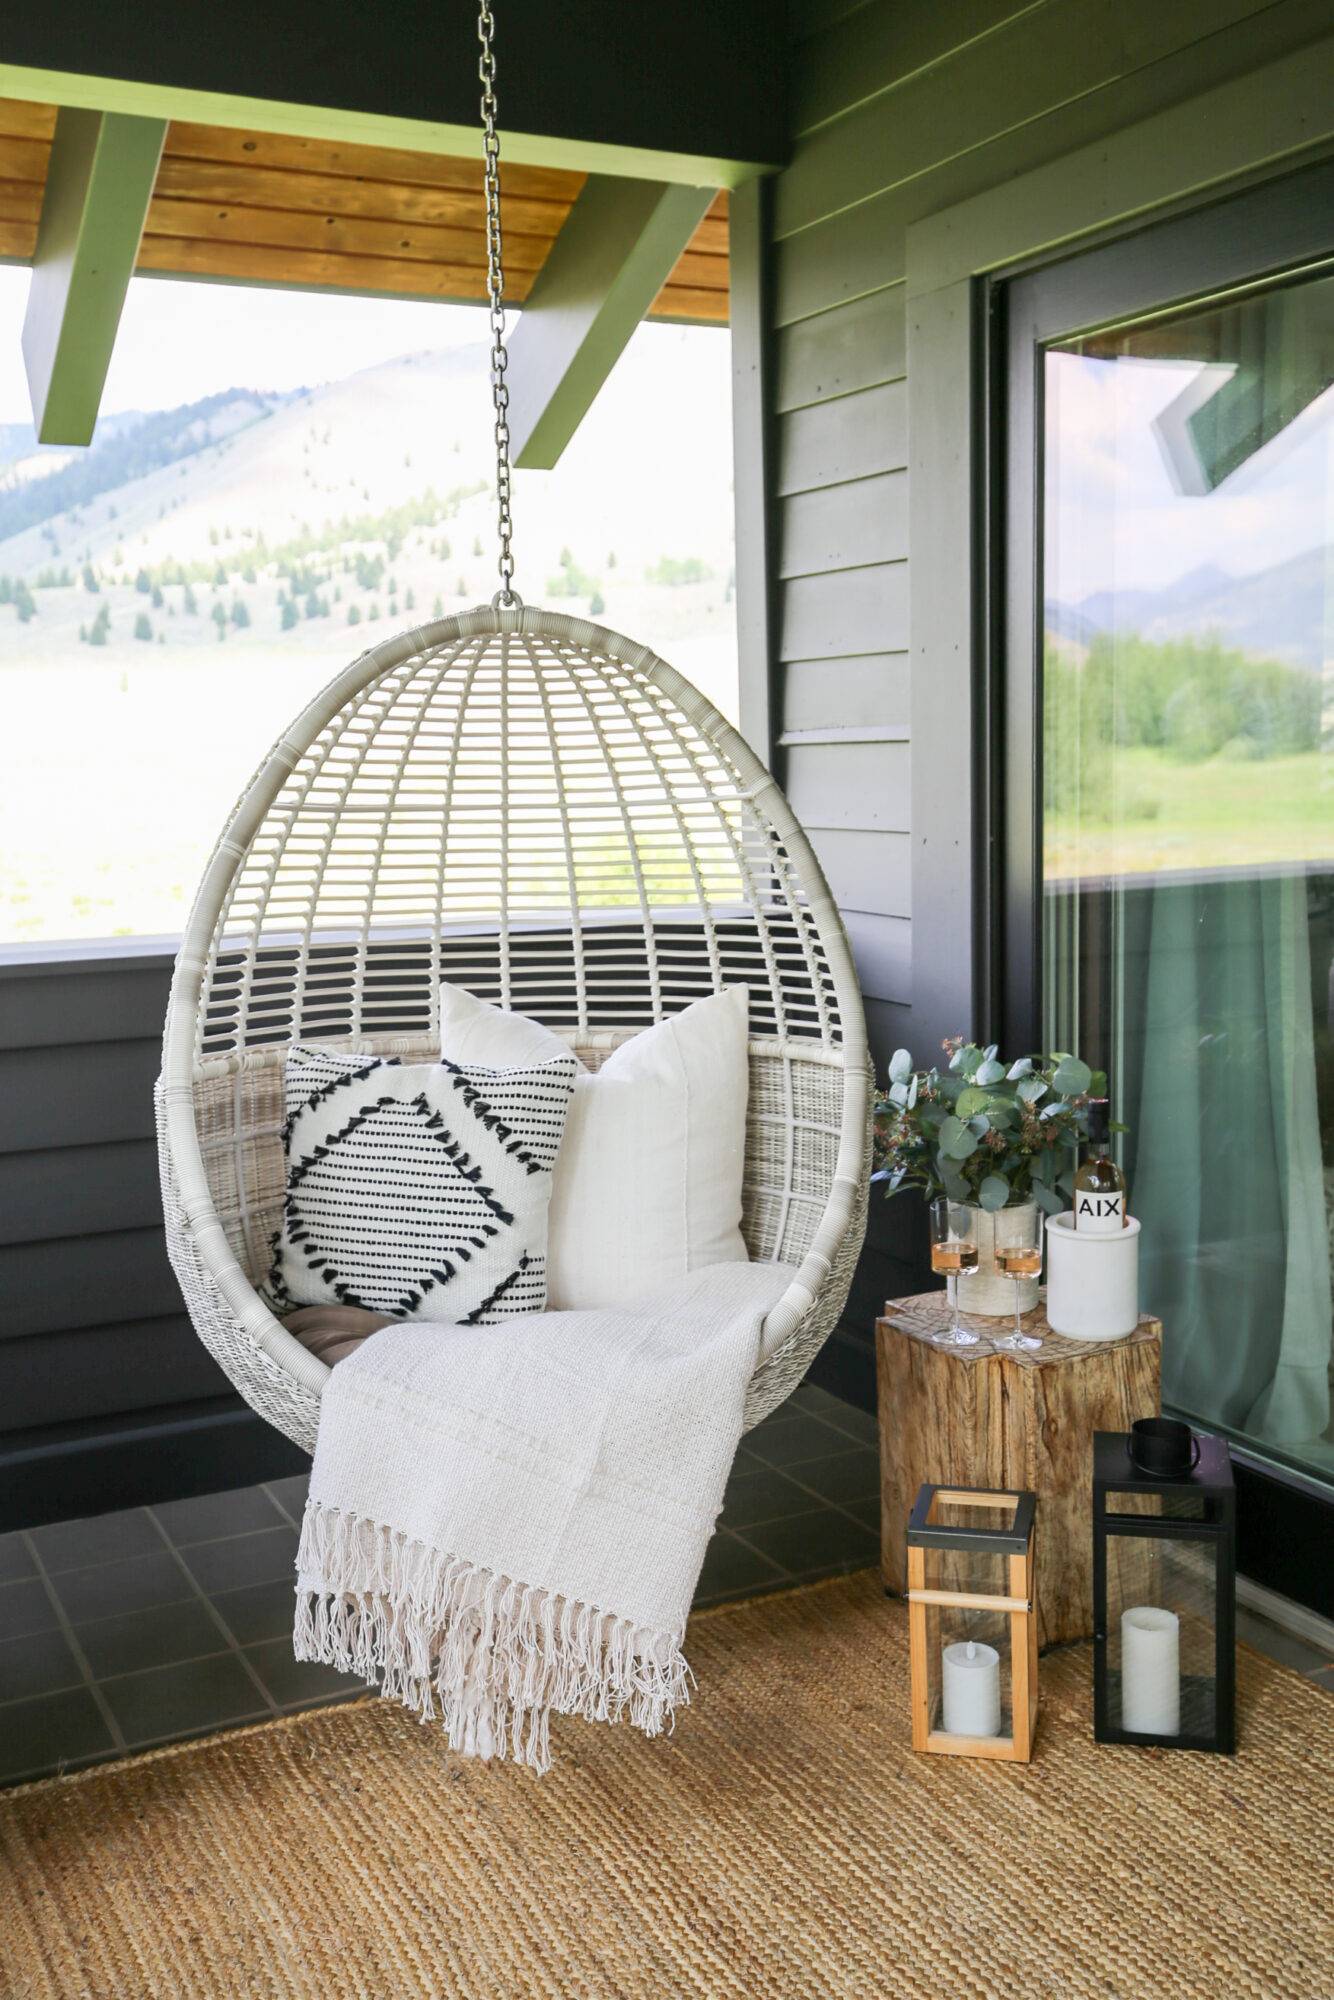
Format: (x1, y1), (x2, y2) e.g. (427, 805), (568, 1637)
(19, 1531), (128, 1757)
(30, 1511), (297, 1579)
(260, 1479), (309, 1533)
(142, 1509), (283, 1722)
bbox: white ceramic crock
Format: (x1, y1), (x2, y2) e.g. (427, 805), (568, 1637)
(1044, 1211), (1141, 1340)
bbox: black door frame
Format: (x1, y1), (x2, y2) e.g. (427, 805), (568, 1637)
(988, 156), (1334, 1617)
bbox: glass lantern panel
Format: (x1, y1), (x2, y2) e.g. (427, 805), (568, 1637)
(1104, 1487), (1218, 1525)
(923, 1492), (1020, 1536)
(923, 1602), (1015, 1743)
(920, 1541), (1013, 1601)
(1104, 1529), (1219, 1739)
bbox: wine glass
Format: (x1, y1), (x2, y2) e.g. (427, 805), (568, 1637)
(929, 1199), (981, 1347)
(993, 1207), (1043, 1352)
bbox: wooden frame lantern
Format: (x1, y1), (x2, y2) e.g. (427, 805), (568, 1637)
(906, 1484), (1039, 1762)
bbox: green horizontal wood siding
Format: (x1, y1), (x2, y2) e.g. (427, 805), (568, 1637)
(767, 0), (1332, 1376)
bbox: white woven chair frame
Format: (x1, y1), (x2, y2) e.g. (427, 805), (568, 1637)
(159, 604), (872, 1451)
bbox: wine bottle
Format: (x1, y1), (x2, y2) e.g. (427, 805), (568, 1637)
(1073, 1101), (1127, 1233)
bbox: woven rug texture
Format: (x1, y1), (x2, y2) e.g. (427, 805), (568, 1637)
(1, 1569), (1330, 2000)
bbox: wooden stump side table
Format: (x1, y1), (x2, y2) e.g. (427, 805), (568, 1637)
(876, 1294), (1161, 1649)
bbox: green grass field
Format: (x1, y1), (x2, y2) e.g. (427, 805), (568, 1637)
(1044, 747), (1331, 879)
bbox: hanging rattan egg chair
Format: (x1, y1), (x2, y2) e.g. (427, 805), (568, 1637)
(157, 603), (872, 1453)
(155, 3), (871, 1455)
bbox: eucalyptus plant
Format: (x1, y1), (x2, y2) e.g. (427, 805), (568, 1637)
(872, 1038), (1112, 1214)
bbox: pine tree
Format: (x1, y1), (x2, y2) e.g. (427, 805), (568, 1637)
(280, 599), (299, 631)
(231, 599), (250, 629)
(13, 582), (37, 623)
(405, 587), (415, 611)
(82, 564), (99, 594)
(151, 585), (164, 609)
(588, 590), (605, 617)
(212, 603), (227, 640)
(87, 605), (111, 646)
(347, 603), (361, 626)
(183, 583), (198, 617)
(134, 612), (153, 641)
(135, 568), (151, 594)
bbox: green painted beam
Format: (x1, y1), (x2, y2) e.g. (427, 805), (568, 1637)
(22, 107), (166, 445)
(0, 65), (773, 190)
(507, 178), (716, 471)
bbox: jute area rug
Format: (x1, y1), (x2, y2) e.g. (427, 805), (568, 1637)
(1, 1570), (1330, 2000)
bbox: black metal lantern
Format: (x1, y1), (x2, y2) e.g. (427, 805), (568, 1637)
(1092, 1423), (1236, 1754)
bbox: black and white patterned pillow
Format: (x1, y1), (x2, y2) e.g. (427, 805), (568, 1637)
(266, 1044), (578, 1326)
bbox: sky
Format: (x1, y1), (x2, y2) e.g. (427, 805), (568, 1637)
(1045, 338), (1332, 603)
(0, 267), (491, 420)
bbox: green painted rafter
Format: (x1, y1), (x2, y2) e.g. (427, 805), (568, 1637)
(506, 177), (717, 470)
(22, 106), (166, 445)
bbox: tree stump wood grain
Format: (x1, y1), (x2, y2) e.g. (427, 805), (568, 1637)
(877, 1295), (1162, 1649)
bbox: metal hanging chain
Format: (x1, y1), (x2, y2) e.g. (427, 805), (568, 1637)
(478, 1), (518, 606)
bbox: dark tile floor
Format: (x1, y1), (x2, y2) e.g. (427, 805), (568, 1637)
(0, 1382), (882, 1787)
(2, 1381), (1326, 1787)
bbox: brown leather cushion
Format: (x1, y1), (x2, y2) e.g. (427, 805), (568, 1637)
(281, 1305), (396, 1367)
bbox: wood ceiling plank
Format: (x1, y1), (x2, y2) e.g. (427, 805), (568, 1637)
(683, 215), (728, 256)
(143, 196), (551, 272)
(0, 218), (36, 258)
(663, 249), (729, 291)
(133, 233), (540, 303)
(0, 182), (42, 225)
(649, 283), (730, 324)
(0, 97), (56, 142)
(163, 121), (584, 205)
(152, 154), (574, 235)
(0, 133), (50, 183)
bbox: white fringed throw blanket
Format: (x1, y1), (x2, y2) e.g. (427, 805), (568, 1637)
(294, 1260), (796, 1773)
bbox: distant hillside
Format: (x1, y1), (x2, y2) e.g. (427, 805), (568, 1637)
(1050, 548), (1327, 671)
(0, 334), (738, 705)
(0, 389), (299, 542)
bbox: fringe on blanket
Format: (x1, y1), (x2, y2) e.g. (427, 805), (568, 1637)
(293, 1499), (693, 1775)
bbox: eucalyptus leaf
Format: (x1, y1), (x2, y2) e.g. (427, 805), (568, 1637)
(1017, 1078), (1047, 1104)
(975, 1059), (1007, 1086)
(1053, 1056), (1092, 1095)
(983, 1044), (998, 1062)
(889, 1047), (913, 1083)
(1032, 1181), (1066, 1217)
(907, 1075), (919, 1110)
(889, 1080), (909, 1107)
(955, 1085), (990, 1118)
(978, 1173), (1010, 1211)
(948, 1046), (967, 1073)
(939, 1160), (971, 1201)
(939, 1115), (979, 1161)
(1007, 1058), (1033, 1080)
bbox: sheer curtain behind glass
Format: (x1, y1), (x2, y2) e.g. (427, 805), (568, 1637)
(1042, 268), (1334, 1479)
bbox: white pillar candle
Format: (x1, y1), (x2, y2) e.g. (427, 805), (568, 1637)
(942, 1639), (1001, 1737)
(1120, 1606), (1180, 1735)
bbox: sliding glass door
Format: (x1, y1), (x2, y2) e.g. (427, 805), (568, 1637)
(1001, 165), (1333, 1546)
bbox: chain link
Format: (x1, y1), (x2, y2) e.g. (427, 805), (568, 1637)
(478, 1), (517, 605)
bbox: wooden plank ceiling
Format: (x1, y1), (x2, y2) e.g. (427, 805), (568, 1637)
(0, 99), (728, 323)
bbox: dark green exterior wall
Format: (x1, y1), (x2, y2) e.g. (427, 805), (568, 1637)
(762, 0), (1333, 1394)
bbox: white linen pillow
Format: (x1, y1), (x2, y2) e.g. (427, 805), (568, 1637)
(438, 983), (751, 1310)
(268, 1042), (577, 1326)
